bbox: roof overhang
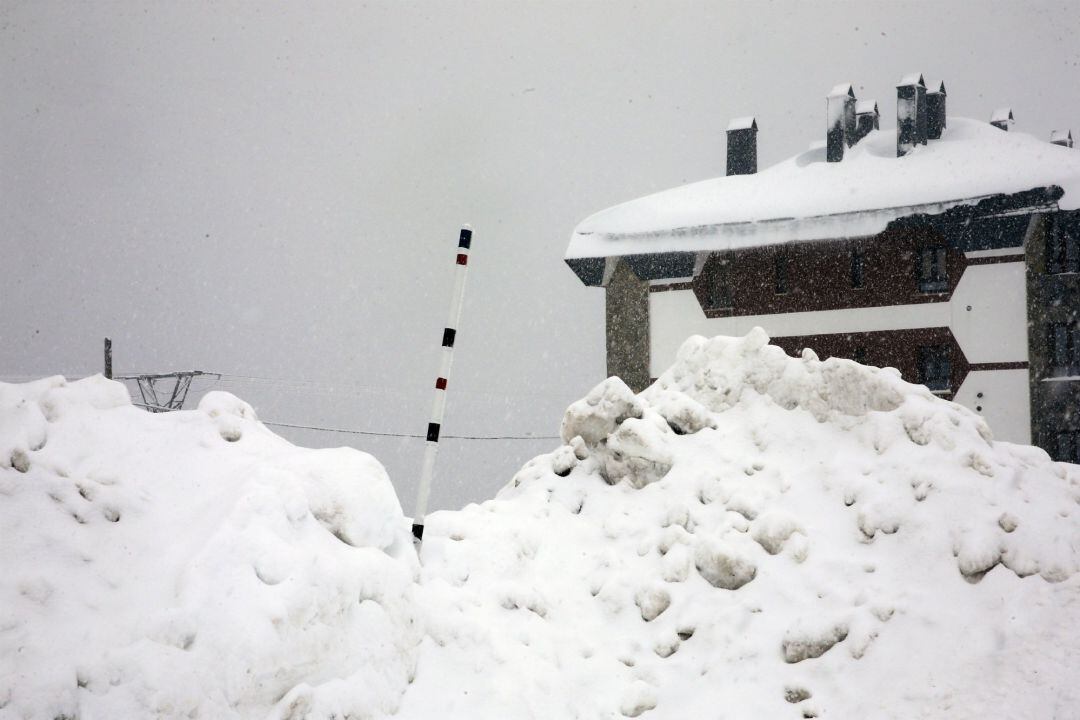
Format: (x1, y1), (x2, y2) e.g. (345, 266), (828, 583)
(566, 186), (1062, 287)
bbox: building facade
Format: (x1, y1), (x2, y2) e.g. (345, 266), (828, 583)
(566, 76), (1080, 461)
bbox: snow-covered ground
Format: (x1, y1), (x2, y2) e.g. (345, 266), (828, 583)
(3, 330), (1079, 718)
(0, 378), (420, 718)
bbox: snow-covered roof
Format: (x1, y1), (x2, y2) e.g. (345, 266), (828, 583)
(566, 118), (1080, 260)
(727, 116), (757, 131)
(1051, 129), (1072, 143)
(855, 99), (878, 115)
(898, 72), (925, 87)
(828, 83), (855, 98)
(991, 107), (1014, 123)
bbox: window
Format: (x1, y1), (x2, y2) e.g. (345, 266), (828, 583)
(917, 246), (948, 293)
(1053, 431), (1080, 464)
(703, 279), (732, 310)
(774, 251), (789, 294)
(850, 244), (865, 289)
(853, 347), (868, 365)
(917, 345), (950, 392)
(1046, 214), (1080, 274)
(1048, 322), (1080, 376)
(695, 255), (734, 314)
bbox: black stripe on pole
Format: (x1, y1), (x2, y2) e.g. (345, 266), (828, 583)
(426, 422), (441, 442)
(458, 228), (472, 249)
(412, 522), (424, 540)
(441, 328), (456, 348)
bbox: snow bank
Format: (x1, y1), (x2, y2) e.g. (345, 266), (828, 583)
(567, 118), (1080, 258)
(0, 377), (419, 719)
(412, 329), (1080, 719)
(4, 333), (1080, 718)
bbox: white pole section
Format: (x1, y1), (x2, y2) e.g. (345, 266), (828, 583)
(412, 225), (473, 542)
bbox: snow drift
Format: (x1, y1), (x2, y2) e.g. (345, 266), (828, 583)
(412, 328), (1080, 719)
(0, 377), (420, 719)
(2, 329), (1080, 719)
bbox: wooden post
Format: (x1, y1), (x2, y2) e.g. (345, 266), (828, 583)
(104, 338), (112, 379)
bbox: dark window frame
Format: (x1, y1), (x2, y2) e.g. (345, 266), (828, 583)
(1047, 321), (1080, 376)
(699, 257), (733, 311)
(917, 245), (948, 293)
(774, 251), (789, 295)
(917, 344), (951, 392)
(1046, 214), (1080, 274)
(850, 243), (865, 289)
(1052, 430), (1080, 464)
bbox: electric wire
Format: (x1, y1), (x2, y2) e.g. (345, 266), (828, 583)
(129, 402), (559, 441)
(11, 374), (563, 441)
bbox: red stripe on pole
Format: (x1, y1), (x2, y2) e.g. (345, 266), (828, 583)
(435, 377), (447, 390)
(456, 253), (468, 265)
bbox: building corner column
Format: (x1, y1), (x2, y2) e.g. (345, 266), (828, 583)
(605, 258), (651, 392)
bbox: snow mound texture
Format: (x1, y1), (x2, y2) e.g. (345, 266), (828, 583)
(4, 331), (1080, 719)
(0, 377), (420, 719)
(413, 329), (1080, 719)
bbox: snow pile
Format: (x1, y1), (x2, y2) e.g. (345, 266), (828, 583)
(567, 117), (1080, 258)
(4, 333), (1080, 719)
(0, 377), (419, 719)
(412, 328), (1080, 719)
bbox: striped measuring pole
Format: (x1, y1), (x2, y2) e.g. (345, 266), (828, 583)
(412, 225), (473, 542)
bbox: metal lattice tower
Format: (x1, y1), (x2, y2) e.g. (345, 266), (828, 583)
(114, 371), (219, 412)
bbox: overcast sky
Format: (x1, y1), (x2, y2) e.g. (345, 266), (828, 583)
(3, 0), (1079, 513)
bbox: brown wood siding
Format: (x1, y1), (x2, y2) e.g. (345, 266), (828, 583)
(690, 227), (967, 317)
(770, 327), (1027, 400)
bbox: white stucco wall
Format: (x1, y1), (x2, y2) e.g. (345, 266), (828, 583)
(950, 260), (1028, 364)
(954, 369), (1031, 444)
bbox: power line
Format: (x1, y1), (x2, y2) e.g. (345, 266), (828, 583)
(131, 402), (558, 441)
(7, 372), (562, 441)
(212, 372), (563, 403)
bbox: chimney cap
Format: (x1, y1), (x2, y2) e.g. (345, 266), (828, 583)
(828, 83), (856, 98)
(897, 72), (926, 88)
(991, 107), (1014, 123)
(855, 99), (879, 116)
(1051, 129), (1073, 143)
(727, 116), (758, 132)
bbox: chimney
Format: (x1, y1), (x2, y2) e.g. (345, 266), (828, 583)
(827, 83), (856, 162)
(926, 81), (947, 140)
(1051, 129), (1074, 148)
(852, 100), (879, 144)
(726, 116), (758, 175)
(990, 107), (1014, 131)
(896, 73), (926, 157)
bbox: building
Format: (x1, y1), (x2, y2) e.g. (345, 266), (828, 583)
(565, 75), (1080, 461)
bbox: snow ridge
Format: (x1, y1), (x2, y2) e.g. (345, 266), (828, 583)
(414, 329), (1080, 719)
(0, 378), (420, 719)
(3, 330), (1080, 719)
